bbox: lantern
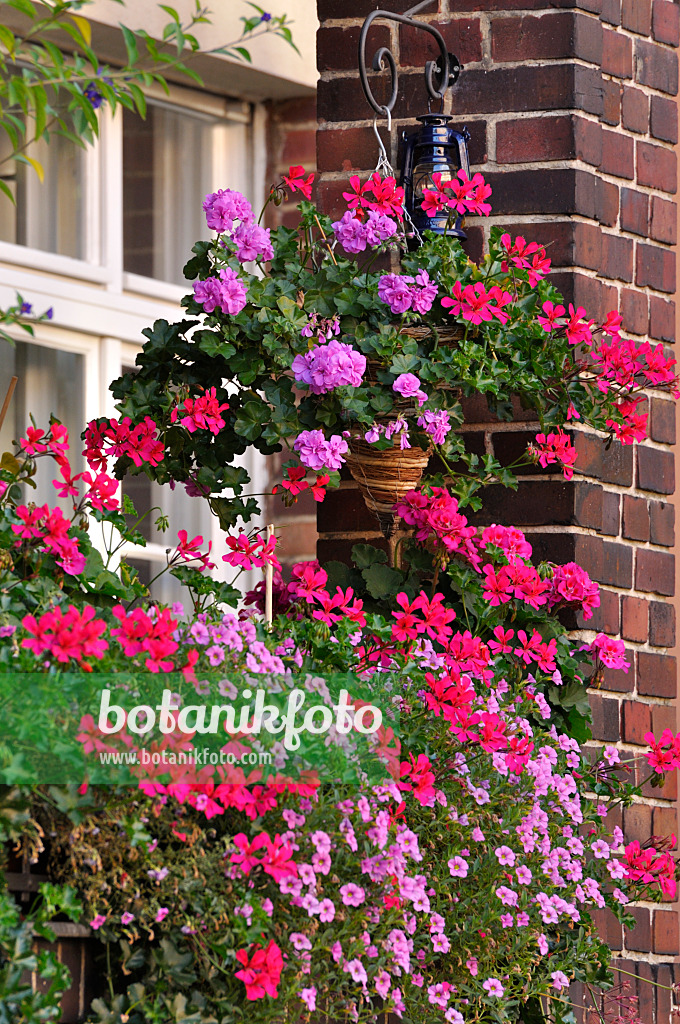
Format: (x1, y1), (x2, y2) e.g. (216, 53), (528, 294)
(400, 114), (471, 242)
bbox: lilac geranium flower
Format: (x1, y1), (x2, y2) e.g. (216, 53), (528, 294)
(393, 373), (428, 406)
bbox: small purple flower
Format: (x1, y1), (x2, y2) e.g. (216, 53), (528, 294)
(193, 268), (247, 316)
(364, 209), (397, 246)
(260, 11), (272, 21)
(20, 302), (32, 314)
(0, 625), (15, 638)
(411, 270), (438, 313)
(45, 307), (53, 320)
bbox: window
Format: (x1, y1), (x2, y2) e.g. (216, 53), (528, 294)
(0, 126), (95, 262)
(122, 100), (254, 286)
(0, 341), (84, 506)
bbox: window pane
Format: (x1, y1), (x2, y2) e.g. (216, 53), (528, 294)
(0, 131), (89, 260)
(0, 341), (84, 506)
(123, 102), (252, 286)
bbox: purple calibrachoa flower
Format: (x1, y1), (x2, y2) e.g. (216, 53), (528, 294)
(293, 429), (348, 471)
(292, 340), (366, 393)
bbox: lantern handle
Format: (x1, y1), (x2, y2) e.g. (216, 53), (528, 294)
(358, 1), (462, 117)
(372, 106), (396, 178)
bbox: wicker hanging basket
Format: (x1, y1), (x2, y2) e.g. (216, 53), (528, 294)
(346, 437), (432, 538)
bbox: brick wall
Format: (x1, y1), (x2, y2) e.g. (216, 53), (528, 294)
(264, 97), (319, 567)
(316, 1), (679, 1017)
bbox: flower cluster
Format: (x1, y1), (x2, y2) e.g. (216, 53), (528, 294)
(193, 267), (248, 316)
(170, 387), (230, 434)
(292, 339), (366, 393)
(83, 416), (164, 471)
(530, 430), (579, 480)
(395, 488), (480, 565)
(441, 280), (513, 325)
(293, 429), (349, 471)
(378, 271), (437, 315)
(331, 209), (398, 253)
(22, 604), (108, 666)
(342, 172), (405, 221)
(420, 169), (492, 218)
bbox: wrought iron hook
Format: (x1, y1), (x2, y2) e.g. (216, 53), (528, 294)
(358, 0), (462, 117)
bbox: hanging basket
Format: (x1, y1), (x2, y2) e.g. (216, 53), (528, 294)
(398, 323), (466, 346)
(346, 437), (432, 539)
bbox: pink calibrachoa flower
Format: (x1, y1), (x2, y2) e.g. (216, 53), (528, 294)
(121, 912), (135, 925)
(155, 907), (169, 923)
(90, 914), (106, 930)
(340, 883), (365, 906)
(300, 987), (317, 1011)
(551, 971), (570, 991)
(482, 978), (505, 997)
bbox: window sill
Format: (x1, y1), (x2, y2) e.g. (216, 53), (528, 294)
(0, 241), (111, 284)
(123, 273), (188, 304)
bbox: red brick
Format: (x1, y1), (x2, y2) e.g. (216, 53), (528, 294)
(653, 910), (679, 955)
(602, 28), (632, 78)
(399, 18), (483, 67)
(318, 0), (413, 16)
(636, 242), (677, 294)
(574, 481), (602, 530)
(622, 495), (649, 541)
(636, 141), (677, 193)
(649, 599), (675, 646)
(575, 170), (619, 226)
(495, 115), (574, 163)
(635, 38), (679, 95)
(649, 296), (675, 342)
(602, 0), (621, 24)
(622, 696), (651, 740)
(601, 129), (634, 179)
(590, 692), (620, 742)
(491, 12), (574, 62)
(636, 548), (675, 596)
(626, 907), (652, 952)
(592, 908), (623, 951)
(651, 94), (679, 144)
(574, 431), (633, 485)
(317, 126), (393, 174)
(637, 445), (676, 494)
(601, 233), (633, 282)
(574, 11), (604, 64)
(602, 490), (620, 535)
(653, 0), (680, 45)
(621, 288), (648, 335)
(577, 537), (633, 588)
(650, 196), (678, 245)
(576, 64), (608, 118)
(642, 762), (677, 798)
(601, 77), (623, 126)
(621, 86), (649, 134)
(650, 399), (676, 445)
(583, 587), (621, 634)
(622, 0), (651, 34)
(638, 652), (677, 697)
(653, 807), (679, 845)
(454, 64), (574, 116)
(483, 169), (576, 216)
(650, 500), (675, 547)
(624, 803), (652, 844)
(652, 702), (677, 735)
(620, 188), (648, 236)
(318, 23), (391, 72)
(574, 222), (601, 270)
(574, 116), (602, 165)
